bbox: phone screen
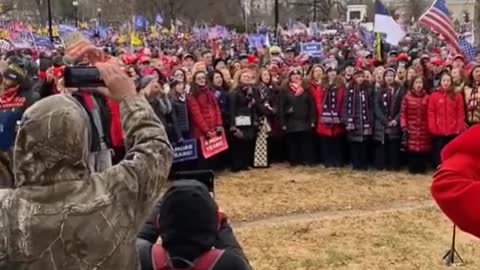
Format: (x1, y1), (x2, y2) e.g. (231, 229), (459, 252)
(64, 66), (105, 88)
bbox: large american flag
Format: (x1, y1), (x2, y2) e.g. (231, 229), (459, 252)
(419, 0), (461, 54)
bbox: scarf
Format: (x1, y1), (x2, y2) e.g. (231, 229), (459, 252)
(0, 86), (23, 109)
(321, 83), (341, 124)
(289, 82), (304, 96)
(382, 85), (397, 121)
(259, 83), (271, 101)
(346, 85), (371, 130)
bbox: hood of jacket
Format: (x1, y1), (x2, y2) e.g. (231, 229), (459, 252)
(158, 180), (218, 262)
(14, 94), (91, 187)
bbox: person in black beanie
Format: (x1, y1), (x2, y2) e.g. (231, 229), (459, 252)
(136, 180), (251, 270)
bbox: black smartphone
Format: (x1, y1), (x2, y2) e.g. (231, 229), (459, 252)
(173, 170), (215, 194)
(64, 66), (105, 88)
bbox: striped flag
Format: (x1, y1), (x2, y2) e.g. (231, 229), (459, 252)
(418, 0), (461, 54)
(459, 36), (477, 62)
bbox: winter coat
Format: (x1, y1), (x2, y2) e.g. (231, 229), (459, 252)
(373, 85), (406, 143)
(229, 86), (257, 140)
(0, 85), (37, 188)
(187, 87), (223, 139)
(311, 82), (346, 137)
(73, 91), (113, 152)
(171, 95), (191, 140)
(431, 125), (480, 239)
(254, 83), (283, 137)
(212, 87), (230, 127)
(341, 85), (374, 142)
(0, 95), (173, 269)
(400, 91), (432, 153)
(279, 86), (316, 133)
(137, 181), (251, 270)
(427, 89), (466, 136)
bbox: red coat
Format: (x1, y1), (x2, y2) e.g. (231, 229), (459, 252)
(432, 125), (480, 239)
(427, 89), (466, 136)
(400, 91), (431, 153)
(311, 82), (346, 137)
(187, 88), (223, 139)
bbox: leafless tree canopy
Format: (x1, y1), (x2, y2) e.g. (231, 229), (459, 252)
(12, 0), (245, 26)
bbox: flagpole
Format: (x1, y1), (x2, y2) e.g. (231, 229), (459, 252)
(47, 0), (53, 42)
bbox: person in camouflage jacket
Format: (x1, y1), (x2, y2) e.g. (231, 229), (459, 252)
(0, 63), (173, 270)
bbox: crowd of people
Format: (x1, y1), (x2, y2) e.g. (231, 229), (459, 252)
(0, 18), (480, 269)
(1, 30), (480, 185)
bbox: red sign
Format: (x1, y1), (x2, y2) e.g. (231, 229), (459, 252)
(199, 133), (229, 159)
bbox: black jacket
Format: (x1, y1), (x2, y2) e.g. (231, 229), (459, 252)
(137, 180), (250, 270)
(229, 87), (257, 140)
(279, 86), (316, 133)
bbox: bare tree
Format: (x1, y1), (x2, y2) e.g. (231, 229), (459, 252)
(403, 0), (431, 22)
(289, 0), (341, 21)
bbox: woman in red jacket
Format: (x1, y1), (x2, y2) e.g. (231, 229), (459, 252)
(309, 64), (324, 163)
(400, 76), (431, 174)
(316, 66), (346, 167)
(428, 72), (466, 168)
(431, 124), (480, 239)
(187, 71), (223, 170)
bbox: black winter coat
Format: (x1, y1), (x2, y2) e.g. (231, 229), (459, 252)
(279, 87), (316, 133)
(229, 86), (257, 140)
(341, 85), (374, 142)
(373, 85), (406, 143)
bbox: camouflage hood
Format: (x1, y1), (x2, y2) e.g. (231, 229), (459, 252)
(13, 95), (91, 187)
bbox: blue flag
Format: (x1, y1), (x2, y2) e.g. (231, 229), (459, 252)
(134, 16), (148, 32)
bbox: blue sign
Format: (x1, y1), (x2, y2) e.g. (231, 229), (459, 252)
(301, 42), (322, 57)
(173, 139), (198, 163)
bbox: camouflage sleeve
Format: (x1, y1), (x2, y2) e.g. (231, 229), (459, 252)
(0, 150), (13, 188)
(96, 94), (173, 225)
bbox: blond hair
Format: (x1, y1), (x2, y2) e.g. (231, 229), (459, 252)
(230, 68), (253, 91)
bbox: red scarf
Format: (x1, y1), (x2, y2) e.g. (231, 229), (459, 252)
(289, 82), (304, 96)
(0, 86), (23, 108)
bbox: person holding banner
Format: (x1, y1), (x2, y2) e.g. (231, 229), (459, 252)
(170, 79), (197, 173)
(187, 71), (225, 170)
(229, 69), (257, 172)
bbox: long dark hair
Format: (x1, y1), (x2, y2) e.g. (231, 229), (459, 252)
(190, 71), (208, 97)
(209, 70), (228, 91)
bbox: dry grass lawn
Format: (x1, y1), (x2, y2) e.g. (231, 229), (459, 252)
(212, 165), (479, 270)
(235, 209), (479, 270)
(215, 164), (432, 222)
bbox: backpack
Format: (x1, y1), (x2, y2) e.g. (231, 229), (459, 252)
(152, 244), (224, 270)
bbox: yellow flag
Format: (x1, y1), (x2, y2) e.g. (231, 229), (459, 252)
(52, 26), (59, 37)
(0, 29), (9, 40)
(150, 25), (158, 38)
(117, 34), (127, 44)
(130, 32), (143, 47)
(80, 22), (88, 29)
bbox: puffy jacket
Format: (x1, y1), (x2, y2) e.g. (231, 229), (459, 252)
(431, 125), (480, 239)
(400, 91), (432, 153)
(187, 87), (223, 139)
(427, 89), (466, 136)
(311, 82), (346, 137)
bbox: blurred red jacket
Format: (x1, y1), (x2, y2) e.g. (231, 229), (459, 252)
(432, 124), (480, 238)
